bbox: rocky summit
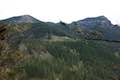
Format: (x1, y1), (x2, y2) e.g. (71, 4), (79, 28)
(0, 15), (120, 41)
(71, 16), (112, 28)
(0, 15), (40, 24)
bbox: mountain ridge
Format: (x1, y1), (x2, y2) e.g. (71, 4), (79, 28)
(0, 15), (116, 25)
(0, 15), (120, 41)
(0, 15), (40, 24)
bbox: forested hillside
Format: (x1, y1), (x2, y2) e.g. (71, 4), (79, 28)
(0, 15), (120, 80)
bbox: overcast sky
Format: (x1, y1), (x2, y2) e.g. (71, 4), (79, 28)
(0, 0), (120, 24)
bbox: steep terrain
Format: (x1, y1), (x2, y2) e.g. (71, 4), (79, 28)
(70, 16), (120, 40)
(0, 15), (120, 80)
(1, 15), (120, 41)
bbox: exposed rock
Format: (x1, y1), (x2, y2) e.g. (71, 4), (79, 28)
(74, 16), (112, 28)
(1, 15), (40, 24)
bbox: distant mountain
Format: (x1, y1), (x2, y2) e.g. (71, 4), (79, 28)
(71, 16), (120, 41)
(0, 15), (120, 41)
(0, 15), (40, 24)
(71, 16), (112, 28)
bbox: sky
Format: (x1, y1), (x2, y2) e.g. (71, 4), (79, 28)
(0, 0), (120, 24)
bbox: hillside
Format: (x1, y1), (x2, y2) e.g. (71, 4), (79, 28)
(1, 15), (120, 41)
(0, 15), (120, 80)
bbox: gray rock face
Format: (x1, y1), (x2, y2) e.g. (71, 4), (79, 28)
(74, 16), (112, 28)
(1, 15), (40, 24)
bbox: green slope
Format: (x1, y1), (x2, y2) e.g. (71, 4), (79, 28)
(17, 39), (120, 80)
